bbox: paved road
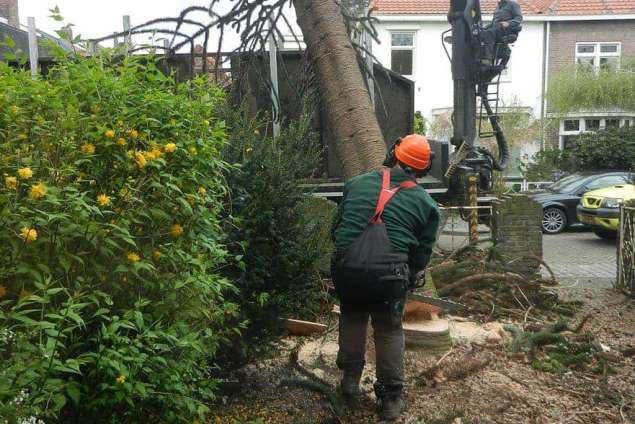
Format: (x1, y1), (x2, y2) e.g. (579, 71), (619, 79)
(438, 224), (617, 287)
(542, 229), (617, 286)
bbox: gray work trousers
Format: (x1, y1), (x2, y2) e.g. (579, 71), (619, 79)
(336, 299), (405, 398)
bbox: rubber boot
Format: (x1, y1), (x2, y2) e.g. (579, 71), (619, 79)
(378, 395), (405, 421)
(340, 371), (362, 399)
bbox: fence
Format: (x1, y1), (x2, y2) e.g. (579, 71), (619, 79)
(437, 206), (493, 251)
(617, 205), (635, 296)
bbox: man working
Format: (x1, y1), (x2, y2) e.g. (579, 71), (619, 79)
(480, 0), (523, 63)
(331, 134), (440, 421)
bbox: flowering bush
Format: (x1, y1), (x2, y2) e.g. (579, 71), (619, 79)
(0, 52), (238, 422)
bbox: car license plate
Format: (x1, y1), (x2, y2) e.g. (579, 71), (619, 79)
(579, 214), (595, 225)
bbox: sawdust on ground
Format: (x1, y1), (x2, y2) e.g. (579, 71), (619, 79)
(212, 287), (635, 424)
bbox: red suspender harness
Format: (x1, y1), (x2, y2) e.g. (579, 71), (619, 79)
(370, 169), (417, 224)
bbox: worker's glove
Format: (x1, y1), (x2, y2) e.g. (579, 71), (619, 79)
(413, 270), (426, 290)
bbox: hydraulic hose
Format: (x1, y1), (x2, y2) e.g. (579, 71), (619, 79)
(481, 97), (510, 171)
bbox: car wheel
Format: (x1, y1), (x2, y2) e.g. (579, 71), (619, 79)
(542, 207), (567, 234)
(592, 228), (617, 239)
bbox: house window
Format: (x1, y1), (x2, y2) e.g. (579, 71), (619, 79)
(563, 120), (580, 132)
(559, 116), (634, 149)
(576, 42), (621, 72)
(585, 119), (600, 130)
(390, 32), (415, 77)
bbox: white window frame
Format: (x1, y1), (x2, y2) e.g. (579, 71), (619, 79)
(575, 42), (622, 73)
(389, 31), (416, 79)
(558, 116), (634, 149)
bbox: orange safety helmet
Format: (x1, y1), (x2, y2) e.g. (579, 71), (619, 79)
(394, 134), (433, 171)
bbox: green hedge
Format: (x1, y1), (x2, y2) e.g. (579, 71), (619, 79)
(523, 127), (635, 180)
(219, 111), (331, 366)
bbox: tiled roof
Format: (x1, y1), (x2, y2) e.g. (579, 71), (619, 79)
(372, 0), (635, 16)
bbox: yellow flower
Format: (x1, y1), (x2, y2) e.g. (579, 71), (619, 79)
(17, 167), (33, 179)
(198, 187), (206, 195)
(19, 227), (38, 243)
(170, 224), (184, 238)
(97, 194), (111, 207)
(127, 252), (140, 263)
(116, 375), (126, 384)
(4, 176), (17, 190)
(164, 143), (177, 153)
(127, 129), (139, 139)
(17, 133), (28, 141)
(28, 183), (47, 200)
(117, 138), (127, 146)
(188, 146), (198, 156)
(104, 130), (115, 138)
(0, 285), (7, 299)
(143, 148), (162, 161)
(153, 249), (162, 260)
(134, 152), (147, 169)
(81, 143), (96, 154)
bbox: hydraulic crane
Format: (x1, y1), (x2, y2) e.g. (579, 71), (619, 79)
(444, 0), (512, 197)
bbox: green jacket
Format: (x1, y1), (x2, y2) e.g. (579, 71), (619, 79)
(332, 168), (440, 273)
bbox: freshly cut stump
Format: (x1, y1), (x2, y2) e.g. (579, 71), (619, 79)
(403, 319), (452, 353)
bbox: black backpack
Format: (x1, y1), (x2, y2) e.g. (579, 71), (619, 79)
(333, 169), (417, 305)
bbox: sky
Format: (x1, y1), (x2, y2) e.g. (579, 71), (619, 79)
(17, 0), (298, 51)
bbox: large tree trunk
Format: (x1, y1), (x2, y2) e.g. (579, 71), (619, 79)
(293, 0), (386, 180)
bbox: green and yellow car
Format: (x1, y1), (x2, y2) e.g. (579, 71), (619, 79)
(577, 183), (635, 238)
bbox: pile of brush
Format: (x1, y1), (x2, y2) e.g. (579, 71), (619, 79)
(428, 246), (581, 320)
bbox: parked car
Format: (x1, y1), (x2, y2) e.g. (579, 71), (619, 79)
(531, 172), (633, 234)
(577, 183), (635, 239)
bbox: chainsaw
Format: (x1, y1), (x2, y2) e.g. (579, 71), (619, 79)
(407, 292), (468, 312)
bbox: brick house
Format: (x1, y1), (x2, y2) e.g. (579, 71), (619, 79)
(372, 0), (635, 166)
(547, 14), (635, 149)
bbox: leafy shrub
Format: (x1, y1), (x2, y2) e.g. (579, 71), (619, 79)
(0, 51), (238, 423)
(520, 149), (573, 181)
(219, 111), (329, 365)
(523, 127), (635, 181)
(548, 58), (635, 114)
(572, 127), (635, 171)
(414, 111), (427, 135)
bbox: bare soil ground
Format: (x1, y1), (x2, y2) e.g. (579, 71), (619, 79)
(213, 286), (634, 424)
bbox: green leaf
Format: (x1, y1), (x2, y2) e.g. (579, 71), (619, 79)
(66, 383), (81, 404)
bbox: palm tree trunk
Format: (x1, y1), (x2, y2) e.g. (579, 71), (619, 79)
(293, 0), (386, 180)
